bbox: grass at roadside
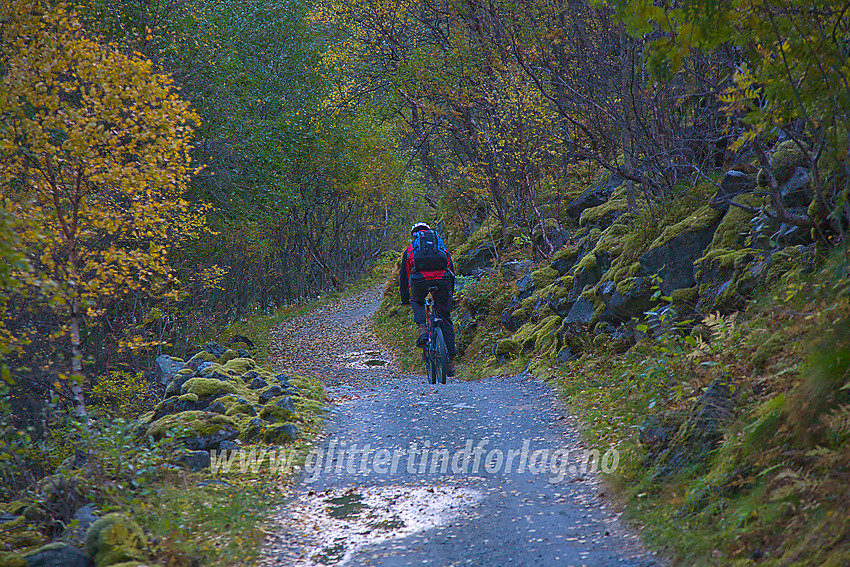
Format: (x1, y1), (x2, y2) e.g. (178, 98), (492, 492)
(539, 252), (850, 566)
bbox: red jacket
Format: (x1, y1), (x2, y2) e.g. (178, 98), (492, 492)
(399, 241), (453, 304)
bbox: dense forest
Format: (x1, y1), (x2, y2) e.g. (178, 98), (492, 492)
(1, 0), (849, 564)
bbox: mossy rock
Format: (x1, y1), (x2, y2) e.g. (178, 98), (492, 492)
(592, 334), (608, 350)
(671, 286), (699, 304)
(533, 218), (560, 240)
(533, 315), (562, 355)
(293, 397), (323, 415)
(177, 393), (199, 403)
(703, 193), (765, 252)
(579, 196), (628, 228)
(264, 423), (301, 444)
(84, 513), (148, 567)
(176, 368), (194, 377)
(512, 315), (560, 353)
(770, 140), (808, 185)
(454, 219), (503, 258)
(648, 205), (724, 251)
(0, 552), (26, 567)
(219, 349), (239, 363)
(690, 193), (773, 312)
(576, 252), (597, 271)
(1, 511), (45, 551)
(224, 400), (256, 417)
(22, 543), (90, 566)
(180, 377), (238, 398)
(222, 357), (256, 375)
(530, 266), (559, 289)
(550, 246), (580, 275)
(214, 394), (254, 410)
(495, 339), (521, 357)
(259, 398), (296, 423)
(146, 411), (239, 450)
(187, 351), (215, 366)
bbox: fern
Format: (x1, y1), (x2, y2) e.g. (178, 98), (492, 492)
(822, 404), (850, 438)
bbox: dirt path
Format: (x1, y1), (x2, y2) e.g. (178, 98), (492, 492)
(269, 285), (416, 391)
(260, 284), (663, 566)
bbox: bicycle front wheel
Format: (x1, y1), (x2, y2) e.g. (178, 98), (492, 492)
(434, 327), (447, 384)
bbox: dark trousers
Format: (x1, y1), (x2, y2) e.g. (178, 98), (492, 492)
(410, 277), (456, 360)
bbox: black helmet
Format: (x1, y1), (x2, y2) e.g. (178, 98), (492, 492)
(410, 222), (431, 235)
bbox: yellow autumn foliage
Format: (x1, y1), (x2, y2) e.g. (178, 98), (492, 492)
(0, 0), (207, 406)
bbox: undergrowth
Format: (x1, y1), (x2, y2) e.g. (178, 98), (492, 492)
(544, 250), (850, 566)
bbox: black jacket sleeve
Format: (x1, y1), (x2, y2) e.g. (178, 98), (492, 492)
(399, 249), (410, 304)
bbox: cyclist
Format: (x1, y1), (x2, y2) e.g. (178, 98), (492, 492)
(399, 222), (457, 377)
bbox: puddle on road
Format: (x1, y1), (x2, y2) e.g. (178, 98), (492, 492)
(267, 484), (483, 566)
(340, 349), (391, 370)
(325, 492), (366, 519)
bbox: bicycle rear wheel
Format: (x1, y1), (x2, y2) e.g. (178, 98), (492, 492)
(434, 327), (447, 384)
(425, 335), (437, 384)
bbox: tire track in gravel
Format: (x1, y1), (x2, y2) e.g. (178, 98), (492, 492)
(261, 284), (664, 567)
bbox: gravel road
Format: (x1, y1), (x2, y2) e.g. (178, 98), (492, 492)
(260, 285), (664, 567)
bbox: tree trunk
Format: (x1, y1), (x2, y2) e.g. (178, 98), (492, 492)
(69, 295), (88, 423)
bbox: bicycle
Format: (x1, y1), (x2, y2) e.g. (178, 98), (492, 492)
(423, 286), (448, 385)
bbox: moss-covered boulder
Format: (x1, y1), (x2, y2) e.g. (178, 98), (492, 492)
(565, 172), (624, 220)
(544, 278), (574, 317)
(512, 315), (561, 354)
(180, 377), (238, 398)
(0, 509), (44, 551)
(769, 140), (808, 185)
(222, 397), (256, 417)
(259, 397), (296, 422)
(694, 194), (776, 312)
(495, 339), (521, 358)
(218, 349), (239, 363)
(550, 245), (579, 275)
(455, 245), (495, 276)
(710, 170), (756, 211)
(239, 417), (266, 441)
(638, 205), (723, 293)
(258, 385), (283, 404)
(154, 355), (184, 386)
(563, 294), (597, 325)
(204, 341), (228, 358)
(23, 543), (90, 567)
(0, 551), (26, 567)
(146, 411), (239, 451)
(150, 396), (199, 421)
(570, 250), (610, 299)
(264, 423), (300, 444)
(84, 514), (147, 567)
(530, 266), (559, 289)
(184, 351), (215, 371)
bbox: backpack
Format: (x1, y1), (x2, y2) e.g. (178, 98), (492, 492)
(411, 229), (449, 272)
